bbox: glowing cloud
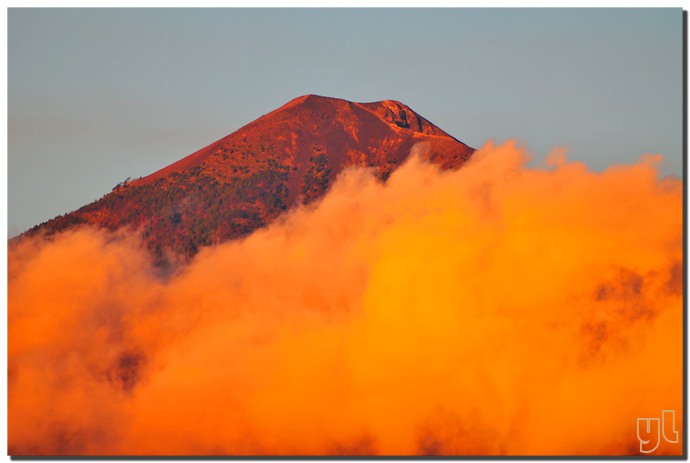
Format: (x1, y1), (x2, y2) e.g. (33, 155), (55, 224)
(8, 141), (683, 455)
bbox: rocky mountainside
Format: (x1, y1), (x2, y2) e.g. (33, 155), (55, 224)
(24, 95), (475, 261)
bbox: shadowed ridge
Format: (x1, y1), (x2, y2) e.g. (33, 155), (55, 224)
(355, 99), (454, 139)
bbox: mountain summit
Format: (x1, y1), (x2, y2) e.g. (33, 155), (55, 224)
(26, 95), (475, 260)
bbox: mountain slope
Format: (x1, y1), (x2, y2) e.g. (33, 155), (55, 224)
(25, 95), (474, 261)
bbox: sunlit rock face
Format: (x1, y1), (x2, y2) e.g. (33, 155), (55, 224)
(23, 94), (474, 260)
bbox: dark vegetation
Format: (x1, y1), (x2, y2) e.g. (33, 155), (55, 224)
(300, 148), (331, 204)
(28, 158), (290, 263)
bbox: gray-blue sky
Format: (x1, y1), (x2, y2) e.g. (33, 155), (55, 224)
(8, 8), (683, 236)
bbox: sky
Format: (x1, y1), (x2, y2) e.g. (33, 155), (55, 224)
(7, 8), (684, 236)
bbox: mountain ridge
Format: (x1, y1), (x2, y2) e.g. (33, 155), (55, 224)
(22, 95), (475, 262)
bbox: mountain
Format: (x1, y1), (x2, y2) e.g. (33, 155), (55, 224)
(24, 95), (475, 261)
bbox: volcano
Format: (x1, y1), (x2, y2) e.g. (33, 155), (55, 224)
(25, 95), (474, 260)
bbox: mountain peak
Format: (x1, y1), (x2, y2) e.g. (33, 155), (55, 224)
(277, 95), (451, 136)
(25, 95), (475, 261)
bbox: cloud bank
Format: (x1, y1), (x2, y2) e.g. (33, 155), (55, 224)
(8, 141), (683, 455)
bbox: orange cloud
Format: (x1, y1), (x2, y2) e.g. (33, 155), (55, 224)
(8, 141), (683, 455)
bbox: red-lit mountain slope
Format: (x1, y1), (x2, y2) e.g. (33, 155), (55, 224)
(25, 95), (474, 261)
